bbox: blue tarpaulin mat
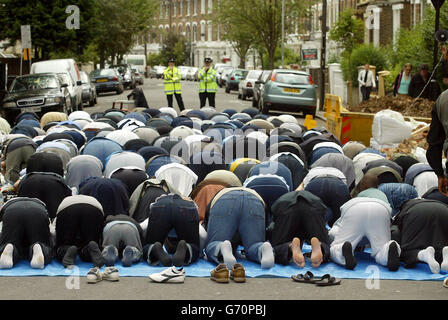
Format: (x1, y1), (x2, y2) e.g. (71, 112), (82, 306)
(0, 246), (445, 281)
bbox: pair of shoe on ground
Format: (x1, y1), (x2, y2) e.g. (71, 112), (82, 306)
(342, 241), (401, 271)
(210, 263), (246, 283)
(87, 266), (119, 283)
(292, 271), (341, 286)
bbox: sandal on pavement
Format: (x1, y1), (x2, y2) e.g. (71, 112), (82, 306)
(291, 271), (318, 284)
(315, 274), (341, 287)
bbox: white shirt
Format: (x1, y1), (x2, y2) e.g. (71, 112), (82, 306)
(358, 69), (376, 88)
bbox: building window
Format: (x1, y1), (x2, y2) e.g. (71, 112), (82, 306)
(187, 0), (191, 16)
(186, 25), (191, 41)
(217, 24), (220, 41)
(179, 24), (183, 36)
(174, 1), (177, 16)
(208, 0), (212, 13)
(201, 0), (205, 14)
(208, 21), (212, 41)
(194, 0), (197, 15)
(160, 3), (163, 18)
(193, 24), (198, 42)
(201, 21), (206, 41)
(166, 2), (169, 18)
(179, 0), (183, 16)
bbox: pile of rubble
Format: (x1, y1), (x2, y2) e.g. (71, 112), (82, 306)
(348, 95), (434, 118)
(380, 123), (430, 159)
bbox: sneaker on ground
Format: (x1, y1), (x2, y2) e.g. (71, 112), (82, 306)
(148, 266), (186, 283)
(102, 267), (120, 282)
(87, 267), (103, 284)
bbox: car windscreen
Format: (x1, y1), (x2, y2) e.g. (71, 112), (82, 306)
(91, 69), (116, 77)
(247, 70), (262, 80)
(234, 70), (248, 77)
(11, 75), (59, 92)
(275, 73), (309, 85)
(80, 72), (90, 83)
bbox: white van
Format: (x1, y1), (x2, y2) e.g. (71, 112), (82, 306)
(30, 59), (83, 111)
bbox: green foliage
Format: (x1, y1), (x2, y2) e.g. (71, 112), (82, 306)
(0, 0), (159, 66)
(262, 47), (301, 69)
(214, 0), (314, 69)
(158, 33), (190, 66)
(0, 0), (97, 60)
(329, 8), (364, 59)
(147, 53), (162, 67)
(342, 44), (388, 86)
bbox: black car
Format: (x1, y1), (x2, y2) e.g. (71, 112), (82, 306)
(91, 68), (124, 95)
(111, 64), (136, 89)
(1, 73), (71, 125)
(252, 70), (272, 108)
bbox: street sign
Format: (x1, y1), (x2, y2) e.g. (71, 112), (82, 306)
(302, 48), (318, 61)
(21, 25), (31, 49)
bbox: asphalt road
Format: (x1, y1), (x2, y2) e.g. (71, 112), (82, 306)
(88, 78), (326, 124)
(0, 79), (445, 300)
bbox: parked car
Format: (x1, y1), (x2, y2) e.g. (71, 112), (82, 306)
(91, 68), (124, 95)
(154, 66), (166, 79)
(1, 73), (71, 124)
(194, 68), (200, 82)
(252, 70), (272, 108)
(79, 71), (97, 107)
(260, 69), (317, 116)
(131, 67), (144, 85)
(178, 66), (190, 80)
(238, 70), (262, 100)
(218, 66), (234, 87)
(225, 69), (248, 93)
(149, 67), (158, 79)
(112, 64), (136, 90)
(30, 59), (83, 111)
(187, 67), (198, 81)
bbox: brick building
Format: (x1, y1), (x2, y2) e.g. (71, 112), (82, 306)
(139, 0), (258, 68)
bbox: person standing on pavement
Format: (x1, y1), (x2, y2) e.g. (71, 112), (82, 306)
(393, 63), (412, 97)
(427, 88), (448, 196)
(358, 64), (376, 102)
(198, 57), (218, 108)
(163, 58), (185, 112)
(408, 64), (441, 101)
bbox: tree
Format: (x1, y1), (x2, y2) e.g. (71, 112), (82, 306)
(159, 33), (190, 66)
(0, 0), (97, 61)
(214, 2), (256, 68)
(94, 0), (159, 67)
(329, 8), (364, 104)
(214, 0), (313, 69)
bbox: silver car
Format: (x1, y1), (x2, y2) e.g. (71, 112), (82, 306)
(80, 71), (97, 107)
(238, 70), (262, 100)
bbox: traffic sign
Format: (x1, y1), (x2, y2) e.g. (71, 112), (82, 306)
(21, 25), (31, 49)
(431, 0), (446, 10)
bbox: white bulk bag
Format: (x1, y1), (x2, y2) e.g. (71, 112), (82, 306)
(372, 110), (412, 144)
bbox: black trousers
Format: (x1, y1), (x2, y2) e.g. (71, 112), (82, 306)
(0, 204), (52, 266)
(55, 204), (104, 263)
(271, 204), (330, 265)
(143, 194), (199, 264)
(166, 94), (185, 111)
(398, 201), (448, 267)
(361, 86), (372, 101)
(199, 92), (216, 108)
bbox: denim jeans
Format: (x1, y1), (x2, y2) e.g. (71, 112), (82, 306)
(205, 190), (266, 264)
(144, 194), (199, 264)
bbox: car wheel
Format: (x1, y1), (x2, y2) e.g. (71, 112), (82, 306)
(94, 96), (98, 104)
(238, 93), (241, 99)
(252, 98), (257, 107)
(225, 86), (230, 93)
(242, 94), (246, 101)
(305, 109), (317, 118)
(89, 98), (95, 107)
(78, 101), (83, 111)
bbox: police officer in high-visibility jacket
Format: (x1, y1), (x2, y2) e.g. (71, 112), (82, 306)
(198, 57), (218, 108)
(163, 58), (185, 111)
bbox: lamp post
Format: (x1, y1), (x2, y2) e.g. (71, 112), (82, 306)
(281, 0), (285, 68)
(432, 0), (446, 70)
(320, 0), (327, 112)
